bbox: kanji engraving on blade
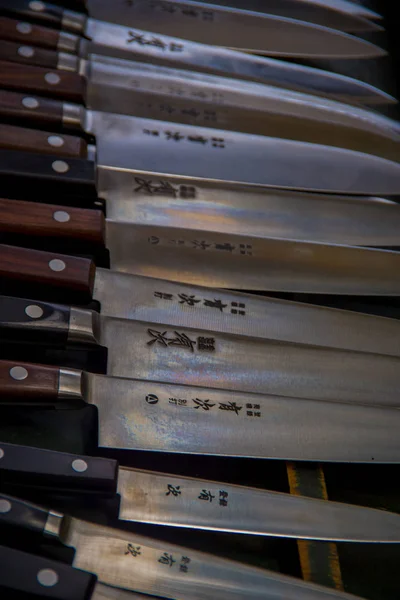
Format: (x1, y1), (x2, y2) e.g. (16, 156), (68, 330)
(198, 490), (215, 502)
(166, 484), (181, 497)
(125, 544), (141, 557)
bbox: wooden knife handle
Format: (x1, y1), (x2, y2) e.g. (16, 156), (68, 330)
(0, 123), (88, 158)
(0, 59), (85, 103)
(0, 0), (66, 28)
(0, 89), (65, 127)
(0, 493), (51, 535)
(0, 39), (61, 69)
(0, 245), (96, 294)
(0, 198), (105, 244)
(0, 442), (119, 494)
(0, 360), (60, 400)
(0, 15), (68, 51)
(0, 545), (97, 600)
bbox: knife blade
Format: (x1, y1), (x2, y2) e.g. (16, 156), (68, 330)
(2, 92), (400, 195)
(167, 0), (382, 31)
(0, 0), (385, 59)
(0, 19), (393, 105)
(0, 493), (373, 600)
(3, 441), (400, 540)
(4, 242), (400, 357)
(1, 51), (399, 154)
(281, 0), (382, 20)
(3, 295), (400, 412)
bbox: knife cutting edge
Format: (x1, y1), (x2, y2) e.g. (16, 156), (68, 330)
(0, 0), (385, 59)
(3, 296), (400, 416)
(0, 19), (393, 105)
(2, 441), (400, 541)
(0, 492), (374, 600)
(4, 242), (400, 358)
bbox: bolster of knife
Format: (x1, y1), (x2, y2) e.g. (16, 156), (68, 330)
(0, 544), (97, 600)
(0, 59), (85, 103)
(0, 295), (99, 345)
(0, 492), (53, 535)
(0, 442), (119, 494)
(0, 123), (88, 158)
(0, 15), (81, 54)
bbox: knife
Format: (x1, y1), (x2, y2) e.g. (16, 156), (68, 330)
(0, 493), (373, 600)
(3, 295), (400, 411)
(285, 0), (381, 20)
(1, 93), (400, 195)
(3, 441), (400, 540)
(0, 20), (392, 105)
(174, 0), (382, 31)
(0, 0), (385, 59)
(1, 48), (398, 152)
(0, 544), (151, 600)
(0, 122), (89, 158)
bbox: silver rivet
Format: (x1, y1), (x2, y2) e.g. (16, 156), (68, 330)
(0, 499), (11, 514)
(53, 210), (70, 223)
(49, 259), (66, 272)
(0, 448), (4, 460)
(45, 72), (61, 85)
(16, 22), (32, 34)
(10, 366), (28, 381)
(30, 1), (46, 11)
(25, 305), (44, 319)
(18, 45), (34, 58)
(52, 160), (69, 174)
(72, 459), (88, 473)
(37, 569), (59, 588)
(48, 135), (64, 148)
(22, 97), (39, 109)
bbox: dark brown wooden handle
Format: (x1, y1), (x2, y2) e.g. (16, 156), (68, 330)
(0, 244), (96, 294)
(0, 89), (64, 127)
(0, 39), (60, 69)
(0, 123), (87, 158)
(0, 198), (105, 244)
(0, 59), (85, 103)
(0, 360), (60, 401)
(0, 15), (61, 49)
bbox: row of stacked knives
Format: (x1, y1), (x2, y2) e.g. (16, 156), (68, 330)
(1, 0), (400, 599)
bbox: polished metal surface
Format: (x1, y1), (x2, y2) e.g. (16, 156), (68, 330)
(58, 368), (85, 400)
(78, 24), (393, 104)
(100, 169), (400, 245)
(66, 517), (368, 599)
(57, 52), (80, 73)
(68, 307), (100, 345)
(87, 373), (400, 461)
(94, 584), (154, 600)
(62, 103), (85, 130)
(117, 466), (400, 540)
(44, 511), (64, 538)
(82, 0), (383, 58)
(89, 113), (400, 195)
(96, 316), (400, 406)
(85, 55), (400, 154)
(57, 32), (80, 54)
(303, 0), (381, 19)
(93, 268), (400, 357)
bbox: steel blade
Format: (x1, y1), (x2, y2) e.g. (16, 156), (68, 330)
(86, 373), (400, 461)
(95, 316), (400, 406)
(100, 169), (400, 245)
(117, 466), (400, 541)
(83, 1), (383, 58)
(84, 55), (399, 154)
(94, 584), (152, 600)
(65, 517), (366, 600)
(88, 113), (400, 195)
(309, 0), (381, 19)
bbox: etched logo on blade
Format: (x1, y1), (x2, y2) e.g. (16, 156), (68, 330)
(145, 394), (159, 404)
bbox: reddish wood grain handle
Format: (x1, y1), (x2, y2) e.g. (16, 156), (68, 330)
(0, 198), (105, 244)
(0, 360), (60, 401)
(0, 40), (60, 69)
(0, 245), (96, 294)
(0, 16), (61, 49)
(0, 60), (85, 103)
(0, 123), (87, 158)
(0, 89), (64, 127)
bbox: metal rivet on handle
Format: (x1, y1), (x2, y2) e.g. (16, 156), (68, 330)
(30, 1), (46, 11)
(45, 72), (61, 85)
(48, 135), (64, 148)
(10, 366), (28, 381)
(49, 259), (66, 272)
(25, 305), (44, 319)
(16, 22), (32, 34)
(18, 45), (34, 58)
(0, 448), (4, 460)
(52, 160), (69, 174)
(72, 459), (88, 473)
(22, 97), (39, 110)
(53, 210), (70, 223)
(0, 499), (11, 514)
(37, 569), (59, 588)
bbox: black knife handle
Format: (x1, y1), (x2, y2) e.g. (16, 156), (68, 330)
(0, 38), (60, 68)
(0, 0), (66, 28)
(0, 492), (52, 535)
(0, 442), (118, 495)
(0, 295), (70, 344)
(0, 545), (96, 600)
